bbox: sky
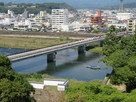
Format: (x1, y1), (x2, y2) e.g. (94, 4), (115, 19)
(1, 0), (136, 8)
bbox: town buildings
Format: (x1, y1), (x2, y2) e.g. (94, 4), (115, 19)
(51, 9), (69, 32)
(0, 7), (135, 34)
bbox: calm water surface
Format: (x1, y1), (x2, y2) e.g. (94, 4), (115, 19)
(0, 47), (112, 81)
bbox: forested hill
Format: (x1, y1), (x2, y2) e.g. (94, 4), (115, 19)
(100, 2), (136, 9)
(0, 2), (76, 14)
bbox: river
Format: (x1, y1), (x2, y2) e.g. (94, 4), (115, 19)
(0, 47), (112, 81)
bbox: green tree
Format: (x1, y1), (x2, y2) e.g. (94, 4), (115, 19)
(102, 33), (119, 56)
(0, 55), (11, 69)
(0, 2), (4, 6)
(65, 81), (125, 102)
(102, 32), (136, 92)
(105, 50), (128, 68)
(109, 25), (116, 33)
(0, 55), (35, 102)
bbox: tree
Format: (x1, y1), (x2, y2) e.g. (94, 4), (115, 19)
(0, 55), (35, 102)
(102, 33), (119, 56)
(0, 2), (4, 6)
(65, 81), (125, 102)
(0, 78), (35, 102)
(109, 25), (116, 33)
(105, 50), (128, 68)
(102, 32), (136, 92)
(0, 55), (11, 69)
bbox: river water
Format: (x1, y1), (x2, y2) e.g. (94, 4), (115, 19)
(0, 47), (112, 81)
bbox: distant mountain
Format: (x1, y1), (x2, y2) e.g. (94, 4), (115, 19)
(0, 2), (76, 14)
(1, 0), (136, 9)
(100, 2), (136, 10)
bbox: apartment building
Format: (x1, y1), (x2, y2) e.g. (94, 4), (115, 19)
(127, 18), (136, 34)
(52, 9), (68, 31)
(91, 11), (103, 25)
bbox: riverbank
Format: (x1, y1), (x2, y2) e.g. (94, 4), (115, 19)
(89, 47), (103, 54)
(25, 73), (126, 102)
(24, 73), (103, 102)
(0, 36), (72, 49)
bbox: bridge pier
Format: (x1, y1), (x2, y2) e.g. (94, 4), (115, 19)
(47, 52), (56, 62)
(100, 41), (104, 47)
(78, 45), (86, 54)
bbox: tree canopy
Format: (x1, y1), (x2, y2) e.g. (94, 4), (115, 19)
(65, 81), (136, 102)
(102, 31), (136, 92)
(0, 55), (35, 102)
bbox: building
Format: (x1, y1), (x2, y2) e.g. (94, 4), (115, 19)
(116, 13), (134, 20)
(91, 11), (103, 25)
(22, 9), (29, 19)
(34, 11), (47, 24)
(7, 9), (15, 17)
(52, 9), (68, 32)
(39, 11), (46, 17)
(127, 18), (136, 34)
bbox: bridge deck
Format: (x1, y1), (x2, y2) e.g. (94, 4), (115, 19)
(8, 36), (104, 61)
(8, 33), (125, 62)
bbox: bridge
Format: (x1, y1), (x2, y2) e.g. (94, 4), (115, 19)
(7, 33), (124, 62)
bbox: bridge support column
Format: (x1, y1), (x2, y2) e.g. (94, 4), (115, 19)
(100, 41), (104, 47)
(47, 52), (56, 62)
(78, 45), (86, 54)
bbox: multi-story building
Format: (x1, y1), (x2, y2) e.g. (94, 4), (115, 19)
(127, 18), (136, 34)
(34, 11), (47, 24)
(91, 11), (103, 25)
(52, 9), (68, 31)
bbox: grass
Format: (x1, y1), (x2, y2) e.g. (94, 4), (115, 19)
(0, 36), (72, 49)
(89, 47), (103, 54)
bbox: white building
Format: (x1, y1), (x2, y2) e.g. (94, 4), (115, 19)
(29, 79), (68, 91)
(52, 9), (68, 32)
(14, 19), (41, 31)
(3, 17), (15, 25)
(116, 13), (134, 20)
(7, 10), (15, 17)
(69, 21), (91, 32)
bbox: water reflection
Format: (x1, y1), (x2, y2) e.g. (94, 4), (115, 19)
(0, 47), (112, 81)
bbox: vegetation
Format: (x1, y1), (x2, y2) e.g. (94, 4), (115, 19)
(102, 26), (136, 92)
(65, 81), (136, 102)
(0, 2), (75, 14)
(89, 47), (103, 54)
(0, 36), (72, 49)
(0, 55), (35, 102)
(62, 26), (136, 102)
(23, 73), (54, 82)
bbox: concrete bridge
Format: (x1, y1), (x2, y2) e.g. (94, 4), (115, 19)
(8, 33), (124, 62)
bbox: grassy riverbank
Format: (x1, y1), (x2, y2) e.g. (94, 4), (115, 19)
(0, 36), (72, 49)
(89, 47), (103, 54)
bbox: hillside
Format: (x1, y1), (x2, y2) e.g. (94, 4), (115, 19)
(0, 2), (76, 14)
